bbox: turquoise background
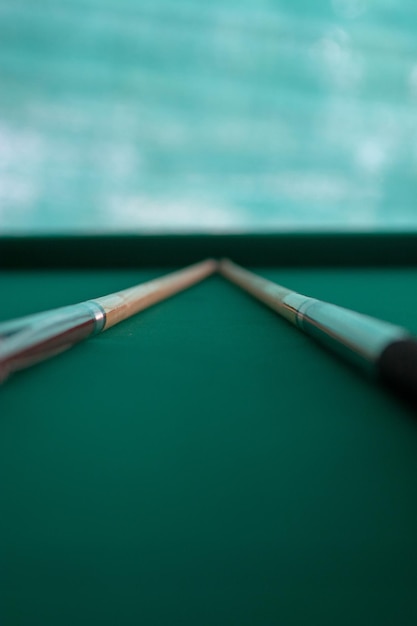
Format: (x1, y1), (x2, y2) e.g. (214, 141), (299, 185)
(0, 0), (416, 232)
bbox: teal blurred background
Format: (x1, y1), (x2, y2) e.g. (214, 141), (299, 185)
(0, 0), (416, 233)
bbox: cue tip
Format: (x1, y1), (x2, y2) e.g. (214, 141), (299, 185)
(218, 258), (237, 275)
(202, 258), (221, 274)
(206, 258), (220, 269)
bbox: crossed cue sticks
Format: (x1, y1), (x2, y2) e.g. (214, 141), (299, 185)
(1, 259), (416, 403)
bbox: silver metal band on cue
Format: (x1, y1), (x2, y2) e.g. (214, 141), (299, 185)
(0, 259), (218, 381)
(0, 301), (106, 382)
(220, 260), (409, 376)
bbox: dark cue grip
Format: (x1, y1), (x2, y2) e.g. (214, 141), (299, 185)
(378, 339), (417, 402)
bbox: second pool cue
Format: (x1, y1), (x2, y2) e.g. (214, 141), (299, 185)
(220, 259), (417, 401)
(0, 259), (217, 382)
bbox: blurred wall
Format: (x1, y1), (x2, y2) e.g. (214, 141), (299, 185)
(0, 0), (416, 232)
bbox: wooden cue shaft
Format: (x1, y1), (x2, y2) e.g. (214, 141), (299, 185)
(219, 258), (417, 401)
(94, 259), (218, 329)
(0, 259), (217, 381)
(219, 258), (298, 325)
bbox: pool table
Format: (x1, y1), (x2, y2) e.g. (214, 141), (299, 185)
(1, 233), (417, 626)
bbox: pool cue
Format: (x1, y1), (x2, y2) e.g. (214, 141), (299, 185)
(0, 259), (217, 382)
(219, 259), (417, 401)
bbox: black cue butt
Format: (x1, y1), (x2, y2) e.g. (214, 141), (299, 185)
(378, 338), (417, 403)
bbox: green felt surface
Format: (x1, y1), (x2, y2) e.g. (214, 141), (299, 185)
(1, 267), (417, 625)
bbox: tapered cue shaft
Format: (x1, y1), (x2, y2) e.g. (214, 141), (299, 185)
(220, 259), (417, 401)
(0, 259), (217, 382)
